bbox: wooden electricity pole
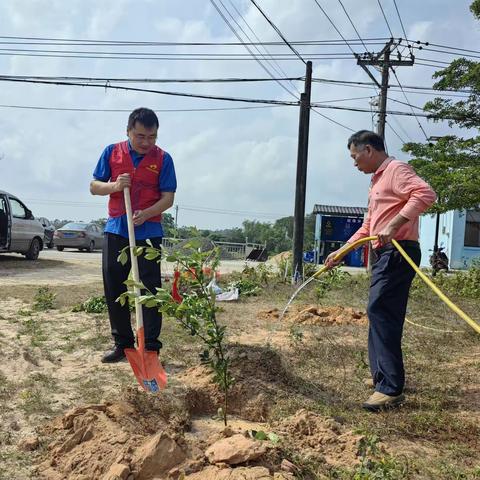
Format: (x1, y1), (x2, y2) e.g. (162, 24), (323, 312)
(292, 60), (312, 282)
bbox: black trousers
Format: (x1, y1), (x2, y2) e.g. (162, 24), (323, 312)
(367, 241), (421, 396)
(102, 233), (162, 351)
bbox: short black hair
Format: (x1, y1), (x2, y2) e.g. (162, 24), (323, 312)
(347, 130), (385, 152)
(127, 108), (159, 130)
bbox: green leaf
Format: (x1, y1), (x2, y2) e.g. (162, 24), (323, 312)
(117, 249), (128, 265)
(254, 430), (268, 441)
(267, 432), (280, 444)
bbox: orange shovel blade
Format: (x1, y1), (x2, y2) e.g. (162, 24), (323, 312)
(124, 346), (168, 393)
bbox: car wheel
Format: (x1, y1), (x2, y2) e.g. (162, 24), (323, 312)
(57, 246), (64, 251)
(25, 238), (41, 260)
(87, 241), (95, 253)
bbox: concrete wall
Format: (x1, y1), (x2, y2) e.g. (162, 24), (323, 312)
(419, 210), (480, 269)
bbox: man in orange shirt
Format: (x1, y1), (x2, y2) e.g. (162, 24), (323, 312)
(326, 130), (436, 411)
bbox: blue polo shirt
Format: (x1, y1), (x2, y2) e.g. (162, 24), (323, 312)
(93, 141), (177, 239)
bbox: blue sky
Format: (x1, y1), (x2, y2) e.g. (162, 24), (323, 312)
(0, 0), (478, 228)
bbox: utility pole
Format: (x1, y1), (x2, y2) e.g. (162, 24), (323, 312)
(356, 39), (414, 140)
(292, 60), (312, 282)
(357, 40), (414, 269)
(174, 204), (179, 237)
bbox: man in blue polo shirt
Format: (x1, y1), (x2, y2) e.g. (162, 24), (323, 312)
(90, 107), (177, 363)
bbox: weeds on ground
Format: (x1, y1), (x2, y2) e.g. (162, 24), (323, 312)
(0, 372), (16, 402)
(315, 268), (351, 299)
(18, 385), (52, 416)
(17, 315), (47, 346)
(349, 434), (409, 479)
(226, 263), (274, 296)
(32, 287), (56, 311)
(72, 295), (108, 313)
(411, 261), (480, 299)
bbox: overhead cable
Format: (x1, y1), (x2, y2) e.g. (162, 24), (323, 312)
(0, 76), (299, 105)
(249, 0), (306, 64)
(209, 0), (298, 98)
(377, 0), (394, 38)
(226, 0), (301, 95)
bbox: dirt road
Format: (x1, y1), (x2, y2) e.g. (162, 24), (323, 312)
(0, 250), (252, 286)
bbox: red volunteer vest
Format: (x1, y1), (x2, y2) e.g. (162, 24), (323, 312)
(108, 141), (164, 222)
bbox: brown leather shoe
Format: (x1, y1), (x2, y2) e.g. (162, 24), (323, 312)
(362, 391), (405, 412)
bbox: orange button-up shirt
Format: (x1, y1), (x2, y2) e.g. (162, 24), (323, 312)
(348, 157), (436, 249)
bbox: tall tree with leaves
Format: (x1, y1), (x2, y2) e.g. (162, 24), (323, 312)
(402, 1), (480, 248)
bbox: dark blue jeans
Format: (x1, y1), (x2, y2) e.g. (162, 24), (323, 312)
(367, 241), (421, 396)
(102, 233), (162, 351)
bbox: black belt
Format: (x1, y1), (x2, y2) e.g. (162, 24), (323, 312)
(374, 240), (420, 255)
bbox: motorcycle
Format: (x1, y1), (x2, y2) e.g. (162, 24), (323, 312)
(429, 246), (449, 275)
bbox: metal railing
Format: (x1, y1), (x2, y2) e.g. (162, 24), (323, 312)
(161, 237), (266, 260)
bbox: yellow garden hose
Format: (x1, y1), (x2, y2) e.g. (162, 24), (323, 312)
(282, 236), (480, 335)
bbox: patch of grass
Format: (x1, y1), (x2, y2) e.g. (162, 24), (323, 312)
(17, 315), (48, 346)
(0, 450), (32, 480)
(28, 372), (58, 391)
(72, 375), (106, 404)
(72, 295), (108, 314)
(32, 286), (56, 311)
(314, 268), (351, 299)
(79, 333), (112, 351)
(0, 372), (17, 402)
(18, 386), (52, 416)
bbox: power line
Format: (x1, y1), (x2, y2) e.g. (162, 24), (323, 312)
(388, 97), (424, 111)
(311, 108), (355, 131)
(377, 0), (394, 38)
(392, 0), (414, 57)
(311, 0), (358, 57)
(393, 0), (409, 43)
(1, 32), (477, 57)
(210, 0), (298, 98)
(386, 120), (406, 144)
(25, 197), (289, 218)
(388, 114), (414, 142)
(0, 74), (302, 84)
(0, 48), (359, 60)
(0, 73), (472, 95)
(310, 102), (459, 120)
(311, 77), (472, 96)
(226, 0), (301, 96)
(390, 67), (429, 139)
(0, 33), (392, 46)
(249, 0), (306, 64)
(0, 76), (300, 105)
(337, 0), (370, 52)
(0, 103), (287, 113)
(410, 40), (480, 56)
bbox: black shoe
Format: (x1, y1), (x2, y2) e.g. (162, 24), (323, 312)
(101, 346), (128, 363)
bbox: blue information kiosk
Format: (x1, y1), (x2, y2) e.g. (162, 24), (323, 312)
(313, 204), (368, 267)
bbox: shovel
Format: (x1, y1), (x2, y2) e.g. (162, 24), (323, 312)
(123, 187), (167, 392)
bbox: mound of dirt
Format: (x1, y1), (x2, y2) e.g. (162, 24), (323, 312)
(258, 305), (367, 326)
(273, 409), (364, 467)
(179, 345), (294, 422)
(34, 347), (365, 480)
(269, 251), (291, 264)
(36, 398), (363, 479)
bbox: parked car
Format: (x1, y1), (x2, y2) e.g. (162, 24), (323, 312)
(38, 217), (55, 249)
(54, 222), (104, 252)
(0, 189), (44, 260)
